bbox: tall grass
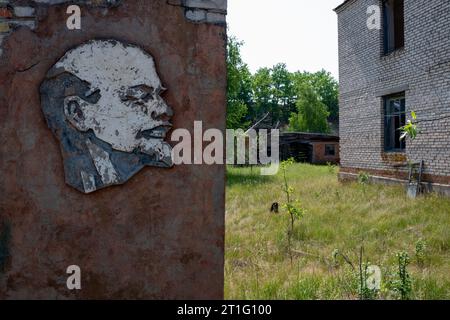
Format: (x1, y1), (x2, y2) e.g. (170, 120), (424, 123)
(225, 164), (450, 299)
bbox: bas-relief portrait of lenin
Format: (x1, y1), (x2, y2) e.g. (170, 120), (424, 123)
(40, 40), (174, 194)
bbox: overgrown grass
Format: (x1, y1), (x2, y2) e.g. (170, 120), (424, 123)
(225, 164), (450, 300)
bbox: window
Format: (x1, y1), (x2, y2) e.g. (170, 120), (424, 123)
(383, 0), (404, 54)
(384, 93), (406, 152)
(325, 144), (336, 156)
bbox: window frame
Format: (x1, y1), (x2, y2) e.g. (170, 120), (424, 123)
(324, 144), (336, 157)
(382, 0), (405, 55)
(383, 92), (406, 153)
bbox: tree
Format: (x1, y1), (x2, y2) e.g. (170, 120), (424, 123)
(252, 67), (275, 123)
(252, 64), (296, 127)
(309, 70), (339, 122)
(271, 63), (296, 124)
(288, 84), (330, 133)
(226, 35), (339, 130)
(292, 70), (339, 123)
(227, 36), (252, 129)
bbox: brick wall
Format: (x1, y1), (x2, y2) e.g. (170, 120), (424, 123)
(312, 142), (340, 164)
(336, 0), (450, 185)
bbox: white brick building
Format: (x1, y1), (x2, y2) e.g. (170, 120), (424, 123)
(335, 0), (450, 194)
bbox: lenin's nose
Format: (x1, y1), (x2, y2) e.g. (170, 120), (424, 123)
(151, 98), (173, 123)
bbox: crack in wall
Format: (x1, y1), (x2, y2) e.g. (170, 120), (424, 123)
(17, 60), (40, 72)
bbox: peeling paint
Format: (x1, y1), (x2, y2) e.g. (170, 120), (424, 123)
(40, 40), (174, 194)
(80, 170), (97, 193)
(86, 138), (120, 186)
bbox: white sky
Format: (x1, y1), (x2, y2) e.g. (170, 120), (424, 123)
(227, 0), (343, 79)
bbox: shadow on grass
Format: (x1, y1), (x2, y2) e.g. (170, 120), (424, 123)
(227, 166), (275, 187)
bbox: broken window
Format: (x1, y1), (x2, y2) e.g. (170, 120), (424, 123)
(383, 0), (404, 54)
(325, 144), (336, 156)
(384, 93), (406, 152)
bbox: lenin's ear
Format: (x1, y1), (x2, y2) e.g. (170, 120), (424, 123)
(64, 96), (90, 132)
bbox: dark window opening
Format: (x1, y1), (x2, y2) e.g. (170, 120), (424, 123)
(325, 144), (336, 156)
(384, 93), (406, 152)
(383, 0), (404, 54)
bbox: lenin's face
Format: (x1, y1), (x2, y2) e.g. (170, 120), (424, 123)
(57, 40), (173, 166)
(40, 40), (175, 193)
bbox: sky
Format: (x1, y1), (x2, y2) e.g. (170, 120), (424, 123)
(227, 0), (343, 79)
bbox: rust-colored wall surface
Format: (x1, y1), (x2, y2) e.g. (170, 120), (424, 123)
(0, 1), (226, 299)
(312, 142), (340, 164)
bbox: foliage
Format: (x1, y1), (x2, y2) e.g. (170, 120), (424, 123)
(226, 35), (339, 130)
(271, 63), (297, 124)
(227, 100), (249, 131)
(389, 251), (412, 300)
(357, 171), (370, 185)
(227, 36), (252, 129)
(357, 248), (379, 300)
(326, 162), (336, 174)
(400, 111), (419, 141)
(415, 238), (427, 268)
(252, 67), (276, 123)
(280, 158), (305, 263)
(332, 247), (379, 300)
(251, 64), (297, 126)
(288, 84), (330, 133)
(292, 70), (339, 122)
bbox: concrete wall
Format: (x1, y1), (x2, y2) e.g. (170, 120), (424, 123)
(336, 0), (450, 186)
(0, 0), (227, 299)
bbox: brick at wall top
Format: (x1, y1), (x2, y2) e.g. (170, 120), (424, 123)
(0, 7), (12, 18)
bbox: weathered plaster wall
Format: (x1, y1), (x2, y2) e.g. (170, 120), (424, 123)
(0, 1), (227, 55)
(0, 0), (226, 299)
(336, 0), (450, 187)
